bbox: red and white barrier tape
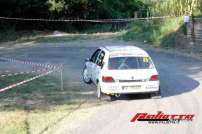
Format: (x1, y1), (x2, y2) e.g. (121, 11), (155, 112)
(0, 16), (173, 23)
(0, 57), (63, 93)
(0, 70), (46, 78)
(0, 57), (62, 70)
(0, 70), (54, 93)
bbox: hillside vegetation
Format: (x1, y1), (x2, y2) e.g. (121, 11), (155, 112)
(123, 17), (183, 48)
(0, 0), (201, 43)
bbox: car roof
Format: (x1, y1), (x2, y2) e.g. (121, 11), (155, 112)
(101, 46), (149, 57)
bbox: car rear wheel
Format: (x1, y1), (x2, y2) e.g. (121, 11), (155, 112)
(82, 66), (92, 84)
(110, 95), (116, 101)
(151, 87), (161, 99)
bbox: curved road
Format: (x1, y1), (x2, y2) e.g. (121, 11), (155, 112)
(0, 36), (202, 134)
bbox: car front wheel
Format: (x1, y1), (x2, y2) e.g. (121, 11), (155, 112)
(82, 66), (92, 84)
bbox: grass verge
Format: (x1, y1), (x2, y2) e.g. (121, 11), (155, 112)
(0, 73), (90, 134)
(122, 17), (183, 48)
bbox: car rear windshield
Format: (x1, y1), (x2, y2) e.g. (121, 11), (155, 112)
(108, 57), (153, 70)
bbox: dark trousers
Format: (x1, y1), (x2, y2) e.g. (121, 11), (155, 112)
(184, 22), (188, 35)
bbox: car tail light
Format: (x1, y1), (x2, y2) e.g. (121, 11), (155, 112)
(102, 76), (115, 82)
(150, 75), (158, 81)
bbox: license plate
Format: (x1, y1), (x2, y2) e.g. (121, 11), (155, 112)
(122, 85), (141, 90)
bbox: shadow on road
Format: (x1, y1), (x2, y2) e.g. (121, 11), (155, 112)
(113, 94), (151, 101)
(149, 50), (201, 98)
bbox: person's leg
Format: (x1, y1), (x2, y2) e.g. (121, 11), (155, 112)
(184, 22), (188, 35)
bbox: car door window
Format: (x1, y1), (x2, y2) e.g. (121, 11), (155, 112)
(96, 51), (105, 66)
(90, 49), (101, 63)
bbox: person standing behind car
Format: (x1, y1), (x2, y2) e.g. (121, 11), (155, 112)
(184, 14), (190, 35)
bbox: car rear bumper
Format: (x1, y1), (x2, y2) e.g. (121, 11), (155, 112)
(100, 81), (160, 95)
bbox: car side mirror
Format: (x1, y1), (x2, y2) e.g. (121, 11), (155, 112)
(85, 58), (90, 62)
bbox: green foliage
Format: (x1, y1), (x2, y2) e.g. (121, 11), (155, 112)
(0, 0), (201, 21)
(141, 0), (199, 16)
(0, 0), (201, 38)
(103, 0), (148, 18)
(47, 0), (66, 13)
(123, 17), (183, 47)
(0, 0), (49, 17)
(0, 0), (147, 19)
(199, 0), (202, 14)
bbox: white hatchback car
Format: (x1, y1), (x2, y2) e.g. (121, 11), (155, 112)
(83, 46), (160, 99)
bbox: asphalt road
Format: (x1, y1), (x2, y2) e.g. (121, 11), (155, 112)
(0, 36), (202, 134)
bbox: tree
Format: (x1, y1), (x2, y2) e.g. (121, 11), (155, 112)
(47, 0), (66, 13)
(141, 0), (199, 16)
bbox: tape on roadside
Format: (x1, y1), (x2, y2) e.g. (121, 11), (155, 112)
(0, 16), (173, 23)
(0, 70), (54, 93)
(0, 57), (64, 93)
(0, 70), (46, 78)
(0, 57), (62, 70)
